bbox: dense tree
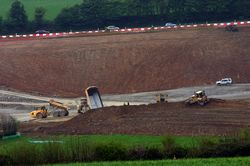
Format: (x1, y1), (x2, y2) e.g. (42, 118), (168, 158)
(55, 5), (83, 30)
(34, 7), (46, 29)
(0, 17), (2, 33)
(231, 0), (250, 19)
(1, 0), (250, 34)
(6, 0), (28, 33)
(79, 0), (109, 28)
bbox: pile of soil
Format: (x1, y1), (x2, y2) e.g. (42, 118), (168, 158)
(1, 27), (250, 97)
(20, 99), (250, 136)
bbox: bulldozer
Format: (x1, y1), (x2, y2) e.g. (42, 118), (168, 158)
(185, 90), (209, 106)
(30, 99), (69, 119)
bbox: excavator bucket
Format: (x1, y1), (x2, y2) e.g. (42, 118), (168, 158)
(85, 86), (103, 109)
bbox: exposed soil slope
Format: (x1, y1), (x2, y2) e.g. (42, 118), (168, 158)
(0, 27), (250, 97)
(20, 99), (250, 136)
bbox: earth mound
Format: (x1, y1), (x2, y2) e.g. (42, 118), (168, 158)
(20, 99), (250, 136)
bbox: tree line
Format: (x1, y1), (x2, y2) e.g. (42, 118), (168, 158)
(0, 0), (250, 35)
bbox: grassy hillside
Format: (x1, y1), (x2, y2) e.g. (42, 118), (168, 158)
(0, 0), (82, 21)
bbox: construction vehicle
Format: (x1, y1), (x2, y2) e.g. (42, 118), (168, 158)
(30, 99), (69, 119)
(30, 106), (48, 119)
(78, 86), (103, 112)
(49, 99), (69, 117)
(156, 93), (168, 103)
(85, 86), (103, 109)
(185, 90), (209, 106)
(77, 98), (90, 113)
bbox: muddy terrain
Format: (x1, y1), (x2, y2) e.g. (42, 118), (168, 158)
(0, 27), (250, 97)
(19, 99), (250, 136)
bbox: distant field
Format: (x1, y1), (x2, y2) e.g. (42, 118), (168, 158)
(0, 0), (83, 20)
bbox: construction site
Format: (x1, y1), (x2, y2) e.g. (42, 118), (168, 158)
(0, 26), (250, 137)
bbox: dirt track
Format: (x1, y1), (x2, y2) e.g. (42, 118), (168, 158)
(0, 27), (250, 97)
(1, 83), (249, 122)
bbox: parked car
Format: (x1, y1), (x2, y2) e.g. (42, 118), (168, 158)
(105, 26), (119, 31)
(35, 30), (50, 34)
(165, 23), (177, 27)
(216, 78), (233, 86)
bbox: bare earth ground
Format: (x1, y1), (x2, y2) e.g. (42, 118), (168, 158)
(0, 27), (250, 97)
(0, 27), (250, 136)
(3, 84), (247, 137)
(19, 99), (250, 136)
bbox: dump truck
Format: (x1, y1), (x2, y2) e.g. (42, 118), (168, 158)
(30, 99), (69, 119)
(85, 86), (104, 109)
(78, 86), (103, 113)
(49, 99), (69, 117)
(185, 90), (209, 106)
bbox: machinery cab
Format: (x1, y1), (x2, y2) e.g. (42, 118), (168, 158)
(194, 90), (206, 99)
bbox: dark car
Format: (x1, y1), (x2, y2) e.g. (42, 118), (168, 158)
(35, 30), (50, 34)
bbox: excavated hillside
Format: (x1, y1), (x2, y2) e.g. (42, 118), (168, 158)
(0, 27), (250, 97)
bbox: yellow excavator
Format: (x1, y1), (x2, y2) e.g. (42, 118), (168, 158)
(30, 99), (69, 119)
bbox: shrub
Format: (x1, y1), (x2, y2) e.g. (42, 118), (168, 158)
(127, 146), (163, 160)
(127, 146), (147, 160)
(40, 141), (65, 164)
(65, 137), (95, 162)
(94, 143), (127, 161)
(0, 113), (17, 137)
(0, 155), (11, 166)
(239, 128), (250, 142)
(196, 138), (217, 157)
(162, 136), (187, 159)
(5, 143), (39, 165)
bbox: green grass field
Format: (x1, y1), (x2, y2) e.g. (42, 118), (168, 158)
(52, 157), (250, 166)
(0, 0), (82, 21)
(0, 134), (217, 153)
(2, 134), (249, 165)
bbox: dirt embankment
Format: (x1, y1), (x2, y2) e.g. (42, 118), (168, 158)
(20, 99), (250, 136)
(0, 27), (250, 97)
